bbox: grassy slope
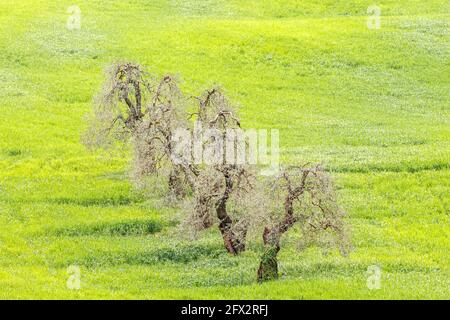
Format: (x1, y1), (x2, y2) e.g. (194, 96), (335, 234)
(0, 0), (449, 299)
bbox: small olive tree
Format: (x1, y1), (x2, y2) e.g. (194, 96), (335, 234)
(183, 88), (255, 254)
(256, 165), (350, 282)
(83, 63), (191, 198)
(82, 63), (152, 146)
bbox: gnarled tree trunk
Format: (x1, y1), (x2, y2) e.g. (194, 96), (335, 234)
(258, 185), (302, 282)
(257, 227), (281, 282)
(216, 170), (246, 254)
(217, 212), (246, 254)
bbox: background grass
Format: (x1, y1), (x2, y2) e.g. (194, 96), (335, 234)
(0, 0), (448, 299)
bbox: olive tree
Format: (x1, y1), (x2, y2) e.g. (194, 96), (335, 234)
(83, 62), (191, 198)
(181, 88), (255, 254)
(256, 165), (350, 282)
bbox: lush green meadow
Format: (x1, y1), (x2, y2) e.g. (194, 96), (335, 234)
(0, 0), (449, 299)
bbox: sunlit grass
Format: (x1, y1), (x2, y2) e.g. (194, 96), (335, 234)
(0, 0), (448, 299)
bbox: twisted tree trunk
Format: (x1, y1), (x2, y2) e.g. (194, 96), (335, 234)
(257, 185), (301, 282)
(216, 169), (246, 254)
(257, 227), (281, 282)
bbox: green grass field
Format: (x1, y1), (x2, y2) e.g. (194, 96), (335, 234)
(0, 0), (449, 299)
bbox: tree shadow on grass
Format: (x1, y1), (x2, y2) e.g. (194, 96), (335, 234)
(67, 244), (226, 268)
(49, 196), (138, 207)
(52, 219), (165, 237)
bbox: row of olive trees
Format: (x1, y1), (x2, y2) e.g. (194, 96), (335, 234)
(83, 63), (350, 282)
